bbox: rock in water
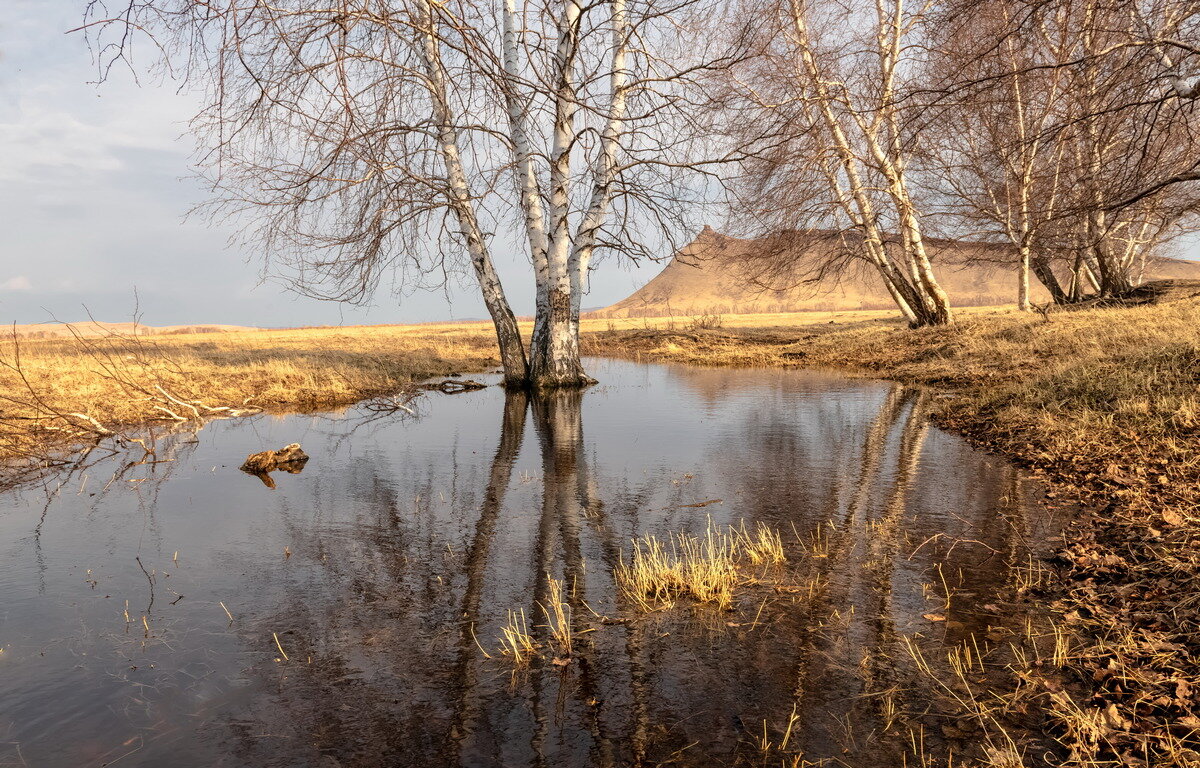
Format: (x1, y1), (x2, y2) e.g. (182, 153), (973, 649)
(240, 443), (309, 474)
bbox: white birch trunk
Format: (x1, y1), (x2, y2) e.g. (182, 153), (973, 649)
(1017, 244), (1031, 311)
(786, 0), (925, 325)
(532, 0), (592, 386)
(417, 0), (529, 385)
(853, 0), (952, 324)
(568, 0), (630, 336)
(501, 0), (553, 362)
(532, 0), (590, 388)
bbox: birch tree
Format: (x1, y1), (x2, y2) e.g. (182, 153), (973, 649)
(721, 0), (954, 326)
(935, 0), (1200, 298)
(927, 0), (1073, 306)
(81, 0), (735, 388)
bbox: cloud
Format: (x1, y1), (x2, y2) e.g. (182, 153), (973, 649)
(0, 4), (198, 184)
(0, 276), (32, 291)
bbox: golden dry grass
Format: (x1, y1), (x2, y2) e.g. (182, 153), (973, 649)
(496, 608), (538, 666)
(539, 575), (573, 658)
(0, 323), (499, 469)
(616, 519), (788, 611)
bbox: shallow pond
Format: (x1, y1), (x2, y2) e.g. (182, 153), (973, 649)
(0, 358), (1061, 767)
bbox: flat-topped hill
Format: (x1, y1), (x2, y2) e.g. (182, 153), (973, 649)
(592, 227), (1200, 317)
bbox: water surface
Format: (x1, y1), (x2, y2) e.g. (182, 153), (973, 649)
(0, 358), (1058, 766)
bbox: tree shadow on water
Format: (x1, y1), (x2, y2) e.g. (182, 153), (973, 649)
(213, 384), (1049, 768)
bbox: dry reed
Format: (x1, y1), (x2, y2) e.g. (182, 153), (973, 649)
(616, 519), (787, 611)
(539, 575), (573, 658)
(497, 608), (537, 666)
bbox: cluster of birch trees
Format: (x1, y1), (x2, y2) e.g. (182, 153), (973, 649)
(84, 0), (737, 387)
(726, 0), (1200, 325)
(84, 0), (1200, 384)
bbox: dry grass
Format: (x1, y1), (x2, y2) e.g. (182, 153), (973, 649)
(0, 322), (498, 477)
(616, 519), (787, 611)
(497, 608), (538, 666)
(539, 575), (573, 658)
(736, 520), (787, 566)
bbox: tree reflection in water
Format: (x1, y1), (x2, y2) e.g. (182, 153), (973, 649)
(0, 360), (1060, 768)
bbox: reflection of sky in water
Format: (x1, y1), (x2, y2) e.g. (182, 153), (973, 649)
(0, 358), (1060, 767)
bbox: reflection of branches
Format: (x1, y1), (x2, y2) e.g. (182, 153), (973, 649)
(359, 389), (423, 416)
(310, 392), (427, 455)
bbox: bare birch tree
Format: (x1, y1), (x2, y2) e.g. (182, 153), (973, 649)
(720, 0), (954, 326)
(81, 0), (737, 387)
(932, 0), (1200, 299)
(926, 0), (1074, 308)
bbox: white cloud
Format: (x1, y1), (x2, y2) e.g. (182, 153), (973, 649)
(0, 276), (33, 291)
(0, 4), (197, 183)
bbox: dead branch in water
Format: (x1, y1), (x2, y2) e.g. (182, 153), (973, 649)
(422, 379), (489, 395)
(360, 388), (423, 415)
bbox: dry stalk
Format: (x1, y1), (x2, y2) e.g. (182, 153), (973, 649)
(497, 608), (538, 666)
(539, 575), (573, 658)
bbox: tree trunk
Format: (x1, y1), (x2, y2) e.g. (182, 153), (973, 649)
(1017, 244), (1031, 311)
(1030, 252), (1068, 304)
(531, 0), (594, 390)
(1090, 221), (1133, 296)
(501, 0), (551, 386)
(418, 0), (530, 387)
(568, 0), (629, 348)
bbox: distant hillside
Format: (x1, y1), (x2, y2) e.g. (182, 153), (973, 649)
(591, 227), (1200, 318)
(8, 321), (259, 340)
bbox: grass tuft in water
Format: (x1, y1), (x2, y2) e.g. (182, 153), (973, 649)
(539, 575), (573, 658)
(497, 608), (537, 666)
(616, 518), (787, 611)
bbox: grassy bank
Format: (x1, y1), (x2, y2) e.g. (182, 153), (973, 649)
(0, 323), (499, 477)
(584, 298), (1200, 765)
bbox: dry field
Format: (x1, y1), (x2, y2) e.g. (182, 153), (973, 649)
(0, 322), (500, 475)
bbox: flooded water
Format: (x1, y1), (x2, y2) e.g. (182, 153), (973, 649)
(0, 358), (1060, 767)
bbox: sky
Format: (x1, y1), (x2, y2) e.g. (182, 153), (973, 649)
(0, 3), (665, 328)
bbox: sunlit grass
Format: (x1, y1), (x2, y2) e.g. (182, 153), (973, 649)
(497, 608), (537, 666)
(539, 575), (573, 658)
(0, 323), (499, 465)
(736, 520), (787, 565)
(616, 519), (788, 611)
